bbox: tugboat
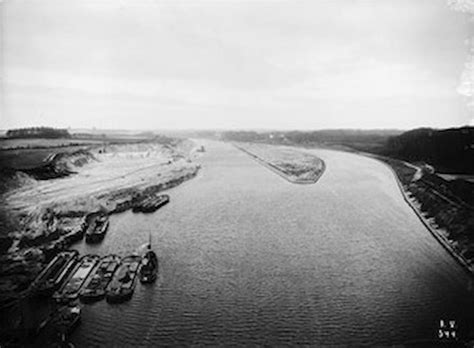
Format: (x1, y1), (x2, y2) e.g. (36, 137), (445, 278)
(54, 255), (99, 303)
(85, 212), (109, 243)
(139, 237), (158, 284)
(106, 255), (141, 303)
(31, 251), (79, 297)
(50, 303), (81, 338)
(79, 255), (121, 303)
(133, 194), (169, 213)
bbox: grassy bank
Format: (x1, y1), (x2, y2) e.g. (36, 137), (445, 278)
(369, 155), (474, 276)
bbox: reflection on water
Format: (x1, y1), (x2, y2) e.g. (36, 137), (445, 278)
(72, 140), (473, 346)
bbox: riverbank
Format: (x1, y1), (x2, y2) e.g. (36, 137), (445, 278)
(234, 142), (325, 184)
(248, 138), (474, 278)
(0, 138), (201, 309)
(367, 154), (474, 277)
(234, 139), (474, 276)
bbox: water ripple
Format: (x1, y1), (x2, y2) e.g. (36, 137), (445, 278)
(72, 141), (473, 346)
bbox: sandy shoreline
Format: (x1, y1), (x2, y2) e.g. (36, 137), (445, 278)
(233, 142), (325, 184)
(0, 138), (201, 307)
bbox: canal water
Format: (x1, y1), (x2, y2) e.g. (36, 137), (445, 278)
(72, 140), (473, 346)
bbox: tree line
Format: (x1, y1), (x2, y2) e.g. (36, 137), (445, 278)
(6, 127), (71, 139)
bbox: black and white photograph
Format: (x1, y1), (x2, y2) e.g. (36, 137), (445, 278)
(1, 0), (474, 346)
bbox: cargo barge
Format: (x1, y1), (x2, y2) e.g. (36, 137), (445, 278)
(85, 213), (109, 243)
(31, 251), (79, 297)
(132, 194), (169, 213)
(106, 255), (142, 303)
(80, 255), (121, 303)
(54, 255), (99, 303)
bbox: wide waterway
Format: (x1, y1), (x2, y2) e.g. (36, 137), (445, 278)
(72, 140), (473, 346)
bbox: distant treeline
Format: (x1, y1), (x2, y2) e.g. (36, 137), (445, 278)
(222, 127), (474, 174)
(223, 129), (402, 152)
(6, 127), (71, 139)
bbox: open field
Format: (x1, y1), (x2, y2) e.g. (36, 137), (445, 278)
(0, 136), (106, 170)
(0, 146), (95, 170)
(0, 133), (183, 171)
(0, 138), (103, 150)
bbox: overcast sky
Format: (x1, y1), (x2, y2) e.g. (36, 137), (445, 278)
(1, 0), (473, 130)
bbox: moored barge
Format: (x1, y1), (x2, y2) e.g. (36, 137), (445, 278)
(132, 194), (169, 213)
(106, 255), (141, 303)
(80, 255), (121, 303)
(54, 255), (99, 303)
(31, 251), (79, 297)
(85, 213), (109, 243)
